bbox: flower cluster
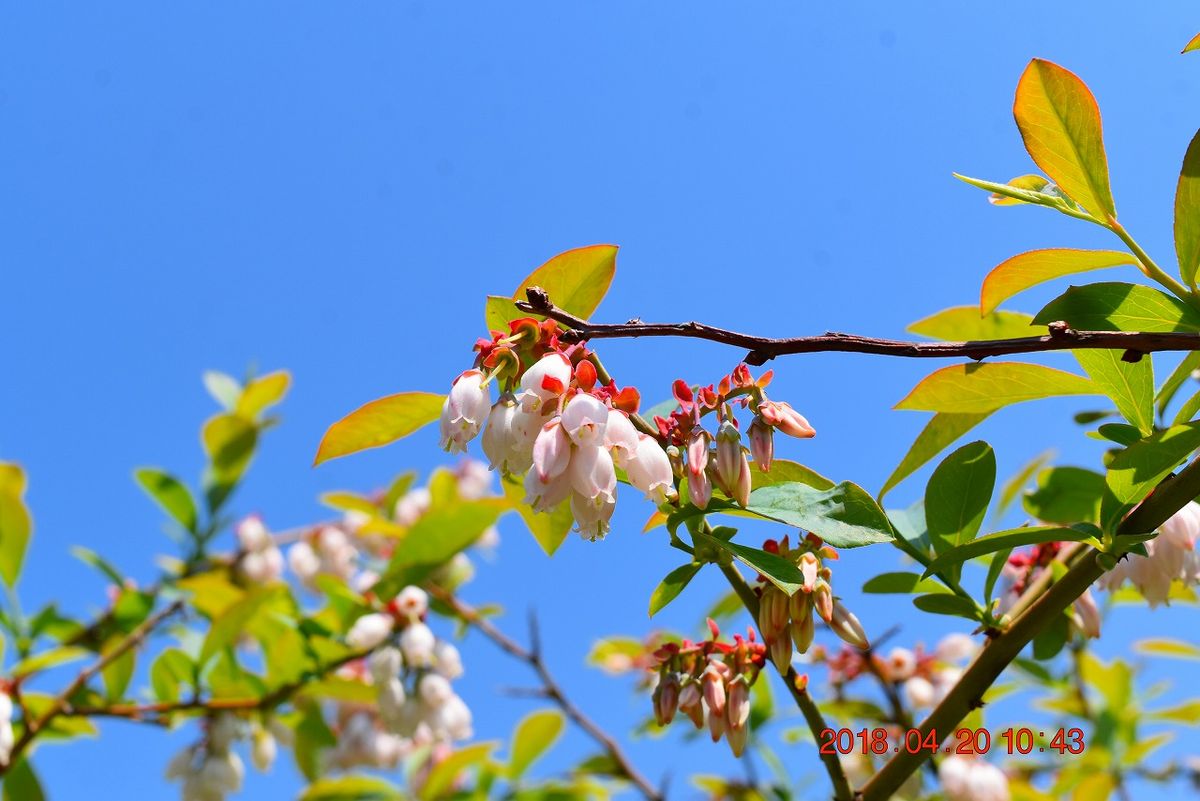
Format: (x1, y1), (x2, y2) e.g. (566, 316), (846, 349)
(166, 713), (288, 801)
(998, 541), (1101, 637)
(328, 586), (472, 775)
(1098, 500), (1200, 606)
(809, 632), (977, 710)
(648, 620), (767, 757)
(939, 753), (1010, 801)
(652, 365), (815, 510)
(439, 318), (676, 540)
(755, 534), (868, 672)
(234, 516), (283, 585)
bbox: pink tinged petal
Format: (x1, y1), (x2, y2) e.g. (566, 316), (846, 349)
(569, 445), (616, 501)
(531, 419), (571, 482)
(686, 429), (709, 477)
(523, 468), (571, 513)
(570, 490), (615, 541)
(714, 421), (742, 490)
(625, 434), (675, 503)
(604, 408), (640, 465)
(733, 451), (752, 507)
(519, 353), (572, 411)
(561, 393), (609, 447)
(829, 600), (870, 649)
(799, 553), (820, 592)
(701, 665), (726, 718)
(688, 468), (712, 509)
(725, 678), (750, 730)
(748, 417), (774, 471)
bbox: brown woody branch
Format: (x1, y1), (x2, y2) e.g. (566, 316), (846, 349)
(516, 288), (1200, 366)
(430, 587), (665, 801)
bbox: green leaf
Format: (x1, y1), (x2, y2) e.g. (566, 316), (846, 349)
(1023, 467), (1105, 525)
(293, 699), (337, 781)
(419, 741), (498, 801)
(750, 459), (835, 491)
(907, 306), (1036, 340)
(235, 370), (291, 419)
(315, 392), (445, 466)
(923, 526), (1094, 578)
(484, 244), (617, 332)
(1134, 638), (1200, 660)
(983, 174), (1049, 205)
(955, 172), (1061, 208)
(201, 413), (258, 481)
(200, 586), (278, 666)
(1176, 130), (1200, 286)
(319, 491), (380, 516)
(1172, 387), (1200, 426)
(3, 759), (45, 801)
(69, 546), (126, 586)
(861, 571), (948, 595)
(1185, 32), (1200, 54)
(911, 594), (980, 619)
(895, 363), (1094, 413)
(0, 463), (32, 588)
(502, 475), (572, 556)
(1157, 352), (1200, 415)
(879, 412), (992, 500)
(508, 709), (565, 780)
(299, 775), (404, 801)
(1013, 59), (1116, 221)
(1148, 700), (1200, 724)
(150, 648), (195, 702)
(925, 442), (995, 556)
(692, 532), (807, 595)
(1073, 350), (1154, 435)
(649, 562), (703, 617)
(100, 636), (136, 700)
(745, 481), (894, 549)
(10, 646), (90, 679)
(984, 547), (1012, 603)
(1032, 610), (1070, 660)
(133, 468), (198, 533)
(1104, 421), (1200, 506)
(378, 499), (507, 597)
(1033, 282), (1200, 332)
(980, 249), (1135, 315)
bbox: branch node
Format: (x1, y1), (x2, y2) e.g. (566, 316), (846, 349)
(1121, 349), (1145, 363)
(745, 350), (771, 366)
(524, 286), (552, 312)
(1046, 320), (1073, 338)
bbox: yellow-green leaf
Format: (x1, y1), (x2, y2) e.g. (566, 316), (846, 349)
(201, 413), (257, 480)
(1134, 637), (1200, 660)
(502, 475), (572, 556)
(315, 392), (445, 466)
(0, 463), (32, 588)
(908, 306), (1036, 340)
(987, 174), (1049, 206)
(419, 741), (497, 801)
(1183, 32), (1200, 54)
(133, 468), (198, 533)
(300, 775), (403, 801)
(1073, 350), (1154, 435)
(980, 249), (1135, 315)
(1014, 59), (1116, 221)
(1071, 773), (1115, 801)
(235, 370), (291, 419)
(895, 363), (1095, 413)
(508, 709), (565, 780)
(1175, 129), (1200, 286)
(484, 244), (618, 332)
(879, 412), (992, 500)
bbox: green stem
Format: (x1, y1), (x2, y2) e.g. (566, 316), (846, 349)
(1108, 220), (1194, 300)
(715, 559), (854, 801)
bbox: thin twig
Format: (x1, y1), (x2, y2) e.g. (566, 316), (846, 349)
(4, 599), (186, 773)
(430, 587), (665, 801)
(517, 288), (1200, 366)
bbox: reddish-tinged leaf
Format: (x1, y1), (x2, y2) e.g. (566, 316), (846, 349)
(315, 392), (444, 466)
(1176, 130), (1200, 286)
(484, 244), (618, 331)
(981, 249), (1136, 314)
(1014, 59), (1116, 221)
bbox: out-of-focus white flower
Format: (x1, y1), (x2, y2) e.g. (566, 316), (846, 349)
(428, 695), (473, 741)
(903, 676), (936, 708)
(936, 633), (978, 663)
(393, 488), (432, 527)
(0, 692), (14, 766)
(1100, 501), (1200, 606)
(434, 640), (464, 679)
(940, 755), (1009, 801)
(346, 613), (394, 650)
(418, 674), (455, 707)
(453, 459), (492, 499)
(368, 646), (403, 684)
(287, 541), (320, 583)
(883, 647), (917, 682)
(393, 585), (429, 622)
(400, 621), (436, 667)
(440, 370), (490, 453)
(236, 516), (271, 552)
(251, 728), (277, 772)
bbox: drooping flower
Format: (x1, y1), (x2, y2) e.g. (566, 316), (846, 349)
(517, 353), (572, 413)
(439, 370), (490, 453)
(1099, 501), (1200, 606)
(347, 613), (394, 650)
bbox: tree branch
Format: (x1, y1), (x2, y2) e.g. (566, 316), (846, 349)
(517, 288), (1200, 366)
(430, 587), (665, 801)
(858, 456), (1200, 800)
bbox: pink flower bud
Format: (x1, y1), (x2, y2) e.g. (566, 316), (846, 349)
(604, 409), (640, 467)
(770, 635), (793, 674)
(561, 393), (609, 447)
(532, 419), (571, 483)
(701, 664), (726, 718)
(829, 600), (870, 650)
(707, 703), (726, 742)
(757, 588), (789, 641)
(439, 370), (490, 453)
(790, 608), (815, 654)
(688, 467), (712, 510)
(686, 429), (709, 477)
(654, 672), (680, 726)
(518, 353), (572, 412)
(758, 400), (816, 439)
(733, 451), (752, 508)
(625, 434), (676, 504)
(679, 683), (704, 729)
(715, 421), (742, 491)
(725, 677), (750, 730)
(799, 552), (820, 592)
(725, 719), (748, 757)
(813, 579), (834, 622)
(748, 417), (773, 472)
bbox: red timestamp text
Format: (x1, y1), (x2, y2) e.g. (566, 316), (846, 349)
(817, 727), (1085, 756)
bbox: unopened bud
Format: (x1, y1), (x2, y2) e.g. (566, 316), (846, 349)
(715, 421), (742, 491)
(678, 683), (705, 729)
(770, 635), (793, 674)
(689, 467), (713, 510)
(790, 608), (815, 654)
(725, 718), (749, 757)
(829, 600), (870, 650)
(686, 429), (709, 477)
(799, 553), (820, 592)
(654, 673), (680, 726)
(813, 580), (834, 622)
(701, 665), (726, 718)
(733, 451), (752, 508)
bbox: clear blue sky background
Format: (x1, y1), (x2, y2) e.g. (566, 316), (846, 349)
(3, 3), (1199, 799)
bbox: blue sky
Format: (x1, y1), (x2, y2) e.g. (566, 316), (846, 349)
(3, 2), (1200, 798)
